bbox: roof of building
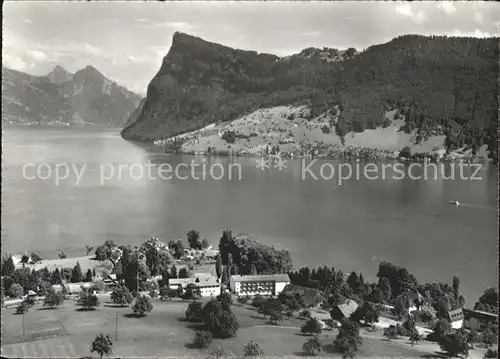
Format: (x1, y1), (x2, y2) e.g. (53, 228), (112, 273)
(170, 276), (219, 287)
(334, 299), (359, 318)
(230, 274), (290, 283)
(463, 308), (498, 319)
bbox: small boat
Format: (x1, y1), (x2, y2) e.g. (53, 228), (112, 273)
(449, 201), (460, 206)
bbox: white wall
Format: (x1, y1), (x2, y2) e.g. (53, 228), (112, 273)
(275, 281), (289, 295)
(451, 319), (463, 329)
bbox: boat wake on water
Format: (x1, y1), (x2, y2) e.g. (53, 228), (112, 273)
(448, 201), (495, 210)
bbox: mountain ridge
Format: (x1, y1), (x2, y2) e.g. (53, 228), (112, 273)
(121, 32), (498, 158)
(2, 65), (142, 127)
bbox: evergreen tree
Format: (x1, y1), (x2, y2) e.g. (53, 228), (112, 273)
(71, 262), (83, 283)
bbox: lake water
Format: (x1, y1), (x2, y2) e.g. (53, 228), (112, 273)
(2, 126), (497, 303)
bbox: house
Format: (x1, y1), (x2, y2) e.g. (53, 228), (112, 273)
(396, 291), (426, 314)
(204, 249), (219, 260)
(281, 284), (324, 308)
(447, 308), (464, 329)
(169, 276), (220, 297)
(330, 300), (359, 322)
(463, 308), (498, 331)
(229, 274), (290, 296)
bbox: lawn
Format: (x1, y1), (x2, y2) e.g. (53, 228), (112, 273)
(2, 298), (488, 358)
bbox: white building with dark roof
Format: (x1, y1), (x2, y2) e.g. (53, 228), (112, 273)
(168, 276), (220, 297)
(229, 274), (290, 296)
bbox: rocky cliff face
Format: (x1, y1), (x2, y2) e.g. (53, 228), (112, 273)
(122, 32), (498, 154)
(2, 65), (141, 127)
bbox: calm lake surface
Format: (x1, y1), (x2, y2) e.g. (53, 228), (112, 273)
(2, 126), (497, 303)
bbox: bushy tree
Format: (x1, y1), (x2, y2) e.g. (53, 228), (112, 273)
(193, 330), (212, 349)
(474, 287), (498, 314)
(90, 333), (113, 358)
(303, 335), (322, 356)
(484, 348), (498, 358)
(349, 302), (380, 325)
(43, 291), (64, 308)
(201, 239), (210, 249)
(111, 285), (133, 307)
(82, 294), (101, 311)
(383, 325), (398, 341)
(202, 299), (239, 338)
(84, 269), (93, 282)
(1, 257), (16, 277)
(182, 283), (201, 300)
(217, 292), (232, 306)
(8, 283), (24, 298)
(427, 319), (451, 342)
(334, 319), (362, 358)
(481, 328), (496, 348)
(187, 230), (201, 250)
(467, 329), (480, 349)
(301, 318), (322, 336)
(178, 267), (190, 279)
(243, 341), (264, 357)
(30, 252), (42, 263)
(186, 301), (204, 322)
(132, 294), (153, 316)
(438, 331), (469, 358)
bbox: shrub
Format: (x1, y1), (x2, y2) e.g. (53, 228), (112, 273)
(193, 330), (212, 349)
(8, 283), (24, 298)
(321, 125), (331, 134)
(244, 341), (264, 357)
(300, 309), (311, 318)
(90, 333), (113, 358)
(484, 348), (498, 358)
(334, 319), (362, 358)
(186, 301), (204, 322)
(16, 302), (29, 314)
(202, 300), (239, 338)
(383, 325), (398, 340)
(301, 318), (322, 336)
(43, 291), (64, 308)
(303, 335), (322, 356)
(111, 285), (133, 307)
(132, 295), (153, 316)
(82, 294), (101, 311)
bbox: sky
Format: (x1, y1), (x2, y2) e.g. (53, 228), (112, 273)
(3, 1), (499, 96)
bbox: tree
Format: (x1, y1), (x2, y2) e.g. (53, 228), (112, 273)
(186, 301), (204, 322)
(30, 252), (42, 263)
(202, 299), (239, 338)
(438, 332), (469, 358)
(84, 269), (93, 282)
(94, 245), (110, 261)
(8, 283), (24, 298)
(217, 292), (232, 306)
(168, 239), (184, 260)
(21, 254), (30, 265)
(170, 264), (178, 279)
(334, 319), (362, 358)
(481, 328), (496, 348)
(187, 230), (201, 250)
(474, 287), (498, 314)
(243, 341), (264, 357)
(467, 329), (479, 349)
(270, 311), (283, 325)
(71, 262), (83, 283)
(303, 335), (322, 356)
(427, 319), (451, 342)
(383, 325), (398, 341)
(215, 255), (223, 279)
(111, 285), (133, 307)
(90, 334), (113, 358)
(82, 294), (100, 311)
(178, 267), (190, 279)
(183, 283), (201, 300)
(193, 330), (212, 349)
(43, 291), (64, 308)
(377, 277), (392, 304)
(210, 345), (227, 358)
(394, 296), (407, 321)
(85, 244), (94, 256)
(201, 239), (210, 249)
(58, 251), (67, 259)
(132, 294), (153, 316)
(399, 146), (412, 158)
(349, 302), (380, 325)
(301, 318), (322, 336)
(1, 257), (15, 277)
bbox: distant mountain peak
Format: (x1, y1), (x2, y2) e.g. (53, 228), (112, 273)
(46, 65), (72, 84)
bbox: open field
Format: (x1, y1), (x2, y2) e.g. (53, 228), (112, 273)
(3, 296), (492, 358)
